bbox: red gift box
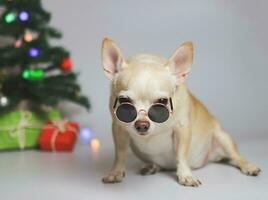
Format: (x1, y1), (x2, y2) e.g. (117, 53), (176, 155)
(38, 120), (79, 152)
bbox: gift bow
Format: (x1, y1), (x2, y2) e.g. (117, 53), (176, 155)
(0, 111), (41, 149)
(43, 119), (78, 152)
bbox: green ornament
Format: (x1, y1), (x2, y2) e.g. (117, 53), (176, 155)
(22, 69), (44, 81)
(4, 12), (16, 24)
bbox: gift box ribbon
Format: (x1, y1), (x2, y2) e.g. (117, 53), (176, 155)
(42, 119), (78, 152)
(0, 111), (41, 149)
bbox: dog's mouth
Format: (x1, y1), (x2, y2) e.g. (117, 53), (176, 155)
(136, 131), (149, 136)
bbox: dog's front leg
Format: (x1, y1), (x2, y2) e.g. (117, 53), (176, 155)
(174, 126), (202, 187)
(102, 123), (129, 183)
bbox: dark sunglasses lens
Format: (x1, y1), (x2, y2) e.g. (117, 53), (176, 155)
(116, 104), (137, 123)
(148, 104), (169, 123)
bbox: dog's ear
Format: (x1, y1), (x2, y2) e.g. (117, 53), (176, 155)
(102, 37), (125, 80)
(167, 41), (193, 85)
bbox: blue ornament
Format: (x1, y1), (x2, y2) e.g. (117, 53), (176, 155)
(79, 128), (94, 144)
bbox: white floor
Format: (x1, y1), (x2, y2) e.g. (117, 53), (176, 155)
(0, 134), (267, 200)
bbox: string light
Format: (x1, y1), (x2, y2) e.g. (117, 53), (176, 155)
(79, 128), (94, 144)
(22, 69), (44, 81)
(24, 32), (33, 42)
(14, 40), (22, 48)
(28, 47), (40, 58)
(4, 12), (16, 24)
(18, 11), (29, 22)
(0, 95), (9, 107)
(90, 139), (100, 152)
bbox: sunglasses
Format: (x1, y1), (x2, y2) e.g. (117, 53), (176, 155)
(113, 97), (173, 123)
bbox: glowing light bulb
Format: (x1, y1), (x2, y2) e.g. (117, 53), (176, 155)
(4, 12), (16, 24)
(0, 96), (9, 107)
(24, 33), (33, 42)
(28, 47), (40, 57)
(14, 40), (22, 48)
(79, 128), (94, 144)
(19, 11), (29, 22)
(91, 139), (100, 152)
(22, 69), (44, 81)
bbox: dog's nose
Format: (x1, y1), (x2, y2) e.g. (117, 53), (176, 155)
(134, 120), (150, 133)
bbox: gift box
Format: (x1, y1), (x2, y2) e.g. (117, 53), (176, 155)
(0, 109), (61, 150)
(38, 120), (79, 152)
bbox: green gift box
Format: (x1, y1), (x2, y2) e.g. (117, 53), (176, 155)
(0, 109), (61, 150)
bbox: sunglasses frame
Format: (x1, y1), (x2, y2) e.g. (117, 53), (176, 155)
(113, 97), (174, 123)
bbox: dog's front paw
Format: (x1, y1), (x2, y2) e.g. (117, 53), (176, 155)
(177, 175), (202, 187)
(240, 163), (261, 176)
(102, 171), (125, 183)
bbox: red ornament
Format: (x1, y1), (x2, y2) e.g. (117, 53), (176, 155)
(38, 120), (79, 152)
(61, 58), (72, 72)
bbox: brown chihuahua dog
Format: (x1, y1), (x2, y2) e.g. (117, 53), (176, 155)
(101, 38), (261, 187)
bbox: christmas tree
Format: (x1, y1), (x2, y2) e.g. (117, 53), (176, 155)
(0, 0), (89, 113)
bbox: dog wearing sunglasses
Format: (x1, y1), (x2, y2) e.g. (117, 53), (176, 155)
(101, 37), (261, 187)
